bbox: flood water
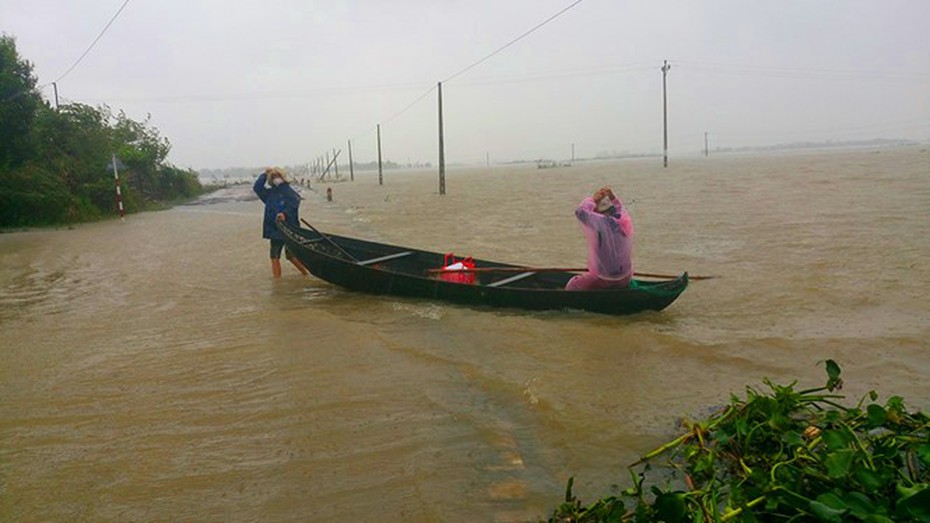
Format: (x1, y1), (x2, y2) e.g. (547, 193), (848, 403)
(2, 146), (929, 521)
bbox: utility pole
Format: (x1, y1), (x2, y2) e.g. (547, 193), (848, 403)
(52, 82), (59, 110)
(111, 154), (125, 221)
(662, 60), (671, 168)
(332, 148), (339, 179)
(377, 124), (383, 186)
(571, 143), (575, 162)
(347, 139), (354, 181)
(704, 132), (709, 157)
(437, 82), (446, 196)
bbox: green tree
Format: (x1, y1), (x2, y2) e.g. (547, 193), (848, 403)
(34, 103), (112, 209)
(111, 109), (170, 202)
(0, 33), (44, 169)
(0, 162), (73, 226)
(1, 33), (205, 227)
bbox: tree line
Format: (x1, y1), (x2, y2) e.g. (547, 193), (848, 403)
(1, 34), (205, 227)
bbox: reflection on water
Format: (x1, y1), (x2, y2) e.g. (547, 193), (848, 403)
(1, 147), (929, 521)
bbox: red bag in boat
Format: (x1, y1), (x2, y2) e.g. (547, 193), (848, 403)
(438, 253), (476, 284)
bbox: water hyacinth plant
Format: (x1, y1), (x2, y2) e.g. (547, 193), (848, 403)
(548, 361), (930, 522)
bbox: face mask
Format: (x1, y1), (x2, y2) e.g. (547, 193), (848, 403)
(271, 177), (284, 186)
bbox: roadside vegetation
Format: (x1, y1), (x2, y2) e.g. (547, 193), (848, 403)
(547, 361), (930, 522)
(1, 33), (206, 228)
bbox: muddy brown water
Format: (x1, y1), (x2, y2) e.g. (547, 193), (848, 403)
(2, 147), (928, 521)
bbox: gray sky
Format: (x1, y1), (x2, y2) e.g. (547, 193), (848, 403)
(3, 0), (929, 170)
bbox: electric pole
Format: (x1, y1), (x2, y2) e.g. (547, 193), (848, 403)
(704, 132), (709, 157)
(52, 82), (59, 110)
(377, 124), (383, 186)
(347, 139), (354, 181)
(437, 82), (446, 196)
(662, 60), (671, 168)
(333, 148), (339, 178)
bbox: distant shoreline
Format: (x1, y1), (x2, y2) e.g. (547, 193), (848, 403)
(704, 137), (922, 155)
(193, 139), (926, 176)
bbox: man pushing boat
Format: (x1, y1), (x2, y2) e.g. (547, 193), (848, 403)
(253, 167), (310, 278)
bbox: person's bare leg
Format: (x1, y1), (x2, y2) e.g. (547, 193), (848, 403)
(287, 254), (309, 276)
(271, 258), (283, 278)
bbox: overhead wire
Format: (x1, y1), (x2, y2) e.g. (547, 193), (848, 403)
(377, 0), (585, 126)
(674, 59), (930, 83)
(49, 0), (134, 85)
(442, 0), (584, 84)
(343, 0), (586, 149)
(77, 79), (435, 104)
(346, 84), (439, 144)
(80, 62), (654, 105)
(454, 62), (656, 87)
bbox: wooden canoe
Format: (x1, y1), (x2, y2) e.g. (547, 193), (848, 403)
(278, 222), (688, 316)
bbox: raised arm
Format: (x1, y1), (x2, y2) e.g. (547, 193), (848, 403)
(252, 173), (269, 202)
(574, 197), (599, 226)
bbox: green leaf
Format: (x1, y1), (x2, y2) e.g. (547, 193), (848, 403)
(734, 418), (750, 437)
(824, 360), (843, 391)
(693, 452), (715, 476)
(886, 396), (905, 413)
(585, 496), (625, 521)
(867, 404), (887, 427)
(822, 429), (852, 450)
(843, 491), (877, 517)
(785, 430), (804, 447)
(872, 438), (900, 461)
(916, 445), (930, 468)
(818, 492), (848, 509)
(767, 414), (788, 432)
(810, 499), (846, 522)
(854, 468), (886, 491)
(653, 492), (687, 523)
(898, 486), (930, 522)
(825, 450), (856, 478)
(869, 390), (878, 402)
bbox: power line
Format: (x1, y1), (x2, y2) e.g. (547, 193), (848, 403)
(353, 0), (585, 143)
(675, 60), (930, 82)
(51, 0), (134, 84)
(442, 0), (585, 84)
(77, 62), (655, 105)
(380, 85), (438, 127)
(454, 62), (655, 87)
(77, 80), (434, 104)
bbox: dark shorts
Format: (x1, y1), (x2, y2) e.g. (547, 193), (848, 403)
(269, 239), (289, 259)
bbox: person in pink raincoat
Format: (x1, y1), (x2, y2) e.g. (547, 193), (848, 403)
(566, 186), (635, 290)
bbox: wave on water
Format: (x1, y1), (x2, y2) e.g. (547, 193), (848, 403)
(390, 302), (445, 320)
(183, 185), (258, 206)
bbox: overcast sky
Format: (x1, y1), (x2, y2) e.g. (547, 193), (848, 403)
(3, 0), (929, 170)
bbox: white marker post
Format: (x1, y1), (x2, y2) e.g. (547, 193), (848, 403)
(112, 153), (125, 221)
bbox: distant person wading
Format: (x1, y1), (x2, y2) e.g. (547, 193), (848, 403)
(253, 167), (309, 278)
